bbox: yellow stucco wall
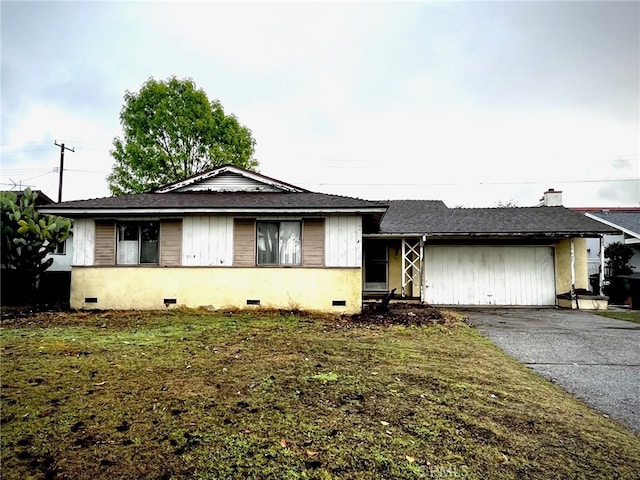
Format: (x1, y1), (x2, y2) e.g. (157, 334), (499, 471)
(388, 244), (402, 293)
(555, 238), (588, 294)
(70, 267), (362, 314)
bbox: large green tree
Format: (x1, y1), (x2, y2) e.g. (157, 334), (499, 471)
(108, 76), (258, 195)
(1, 189), (72, 304)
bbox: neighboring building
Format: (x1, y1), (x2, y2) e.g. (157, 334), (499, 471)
(1, 190), (73, 304)
(41, 167), (617, 312)
(4, 190), (74, 273)
(571, 208), (640, 280)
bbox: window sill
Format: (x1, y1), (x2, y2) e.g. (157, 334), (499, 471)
(256, 264), (302, 268)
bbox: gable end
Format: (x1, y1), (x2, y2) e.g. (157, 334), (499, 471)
(155, 165), (308, 194)
(173, 171), (284, 193)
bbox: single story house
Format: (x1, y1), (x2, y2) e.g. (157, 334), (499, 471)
(41, 166), (386, 314)
(41, 167), (618, 312)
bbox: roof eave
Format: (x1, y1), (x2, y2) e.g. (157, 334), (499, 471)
(584, 212), (639, 239)
(375, 231), (613, 237)
(39, 206), (388, 216)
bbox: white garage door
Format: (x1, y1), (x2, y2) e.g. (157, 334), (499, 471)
(425, 246), (556, 306)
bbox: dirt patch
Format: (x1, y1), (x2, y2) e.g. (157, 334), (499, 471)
(345, 302), (465, 327)
(0, 308), (151, 329)
(1, 304), (467, 329)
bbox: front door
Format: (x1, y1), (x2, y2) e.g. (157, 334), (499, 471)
(364, 239), (388, 291)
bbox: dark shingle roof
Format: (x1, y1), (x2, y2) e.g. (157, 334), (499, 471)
(380, 201), (619, 236)
(377, 200), (448, 233)
(4, 190), (55, 206)
(41, 192), (387, 214)
(588, 211), (640, 236)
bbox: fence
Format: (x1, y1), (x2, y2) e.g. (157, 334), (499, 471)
(587, 260), (612, 278)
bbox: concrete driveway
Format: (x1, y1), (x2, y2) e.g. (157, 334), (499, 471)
(460, 308), (640, 433)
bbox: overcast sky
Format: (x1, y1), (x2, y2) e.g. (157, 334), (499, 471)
(1, 0), (638, 207)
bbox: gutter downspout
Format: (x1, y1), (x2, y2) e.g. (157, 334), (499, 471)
(420, 235), (426, 303)
(599, 235), (605, 296)
(570, 238), (578, 309)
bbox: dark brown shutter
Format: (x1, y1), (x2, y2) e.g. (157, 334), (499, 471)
(94, 221), (116, 265)
(233, 218), (255, 266)
(302, 218), (325, 267)
(160, 220), (182, 266)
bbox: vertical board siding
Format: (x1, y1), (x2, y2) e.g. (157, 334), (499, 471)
(302, 218), (325, 266)
(160, 220), (182, 266)
(72, 218), (95, 266)
(325, 216), (362, 267)
(425, 246), (555, 306)
(94, 221), (116, 266)
(210, 217), (234, 265)
(177, 172), (281, 192)
(233, 218), (256, 266)
(182, 216), (233, 266)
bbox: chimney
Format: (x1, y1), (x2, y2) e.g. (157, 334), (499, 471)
(539, 188), (563, 207)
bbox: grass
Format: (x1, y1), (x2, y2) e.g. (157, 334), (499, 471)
(1, 309), (639, 479)
(594, 309), (640, 324)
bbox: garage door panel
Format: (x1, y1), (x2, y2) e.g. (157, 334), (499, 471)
(425, 246), (555, 306)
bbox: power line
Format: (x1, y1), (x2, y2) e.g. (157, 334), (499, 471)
(300, 178), (640, 187)
(65, 168), (109, 174)
(23, 169), (57, 182)
(0, 148), (54, 153)
(1, 140), (110, 148)
(0, 140), (53, 148)
(0, 167), (54, 174)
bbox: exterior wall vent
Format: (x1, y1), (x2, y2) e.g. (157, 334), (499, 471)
(332, 300), (347, 306)
(164, 298), (177, 305)
(84, 297), (98, 304)
(246, 299), (261, 305)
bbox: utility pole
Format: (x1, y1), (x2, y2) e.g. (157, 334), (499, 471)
(54, 141), (74, 202)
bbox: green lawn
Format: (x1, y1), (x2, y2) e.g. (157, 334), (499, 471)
(1, 310), (638, 479)
(594, 309), (640, 324)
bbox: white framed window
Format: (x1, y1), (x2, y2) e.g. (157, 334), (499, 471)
(53, 241), (66, 255)
(117, 222), (159, 265)
(256, 221), (301, 265)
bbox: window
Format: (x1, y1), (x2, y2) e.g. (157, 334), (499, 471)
(117, 222), (159, 265)
(364, 239), (388, 291)
(53, 240), (66, 255)
(256, 221), (301, 265)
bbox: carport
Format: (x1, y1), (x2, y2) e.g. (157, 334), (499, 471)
(364, 200), (619, 307)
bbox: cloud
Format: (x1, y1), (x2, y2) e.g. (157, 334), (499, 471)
(597, 181), (640, 206)
(422, 1), (640, 118)
(1, 1), (638, 206)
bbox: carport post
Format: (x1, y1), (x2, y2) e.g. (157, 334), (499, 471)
(420, 235), (426, 303)
(599, 235), (605, 296)
(570, 238), (576, 299)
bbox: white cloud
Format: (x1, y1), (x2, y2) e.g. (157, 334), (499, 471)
(1, 103), (114, 200)
(1, 1), (638, 206)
